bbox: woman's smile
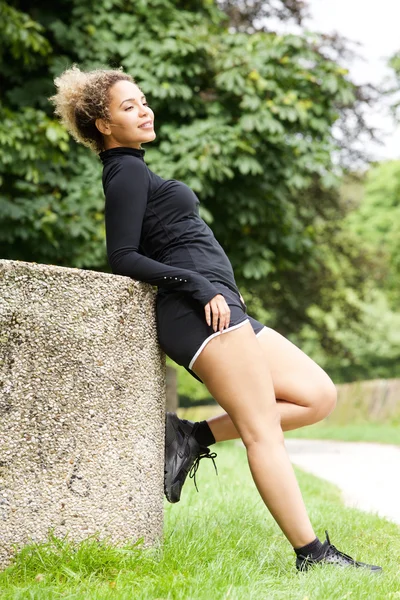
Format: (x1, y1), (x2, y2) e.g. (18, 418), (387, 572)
(138, 121), (154, 129)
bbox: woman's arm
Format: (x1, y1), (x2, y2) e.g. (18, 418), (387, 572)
(104, 159), (222, 306)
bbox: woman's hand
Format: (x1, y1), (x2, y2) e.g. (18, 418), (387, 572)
(204, 294), (231, 333)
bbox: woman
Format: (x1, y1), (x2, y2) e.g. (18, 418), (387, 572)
(50, 65), (381, 573)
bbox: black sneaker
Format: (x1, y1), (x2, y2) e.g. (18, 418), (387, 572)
(164, 412), (218, 503)
(296, 530), (382, 572)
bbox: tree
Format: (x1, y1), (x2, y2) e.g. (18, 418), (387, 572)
(344, 161), (400, 309)
(294, 161), (400, 383)
(216, 0), (308, 31)
(389, 51), (400, 119)
(1, 0), (373, 361)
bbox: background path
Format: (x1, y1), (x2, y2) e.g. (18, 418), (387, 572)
(284, 439), (400, 525)
(237, 439), (400, 525)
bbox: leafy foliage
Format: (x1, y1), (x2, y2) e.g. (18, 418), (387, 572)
(389, 51), (400, 119)
(344, 161), (400, 308)
(295, 162), (400, 383)
(1, 0), (380, 388)
(216, 0), (308, 31)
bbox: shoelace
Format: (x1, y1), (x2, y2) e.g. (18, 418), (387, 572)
(188, 448), (218, 492)
(299, 530), (356, 571)
(325, 546), (357, 564)
(323, 530), (356, 564)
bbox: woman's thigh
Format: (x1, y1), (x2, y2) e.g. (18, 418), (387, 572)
(191, 320), (283, 445)
(255, 327), (337, 416)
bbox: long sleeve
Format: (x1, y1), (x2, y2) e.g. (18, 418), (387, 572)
(104, 159), (222, 306)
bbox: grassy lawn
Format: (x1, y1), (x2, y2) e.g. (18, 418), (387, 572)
(0, 441), (399, 599)
(284, 421), (400, 445)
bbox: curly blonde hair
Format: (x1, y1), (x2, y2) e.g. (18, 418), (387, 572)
(49, 64), (135, 154)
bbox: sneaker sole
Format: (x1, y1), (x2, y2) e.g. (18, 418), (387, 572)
(164, 412), (181, 503)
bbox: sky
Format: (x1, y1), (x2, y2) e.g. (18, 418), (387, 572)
(269, 0), (400, 161)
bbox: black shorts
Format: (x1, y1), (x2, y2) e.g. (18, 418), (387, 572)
(156, 281), (270, 383)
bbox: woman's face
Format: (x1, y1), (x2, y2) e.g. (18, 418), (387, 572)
(97, 80), (156, 150)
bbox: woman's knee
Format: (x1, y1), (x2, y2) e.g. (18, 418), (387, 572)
(310, 375), (337, 421)
(240, 410), (285, 449)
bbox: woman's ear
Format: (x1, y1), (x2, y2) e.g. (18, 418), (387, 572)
(95, 117), (111, 136)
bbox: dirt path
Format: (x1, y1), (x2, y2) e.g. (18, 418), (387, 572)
(285, 438), (400, 525)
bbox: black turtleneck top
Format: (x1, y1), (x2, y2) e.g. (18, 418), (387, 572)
(99, 146), (240, 306)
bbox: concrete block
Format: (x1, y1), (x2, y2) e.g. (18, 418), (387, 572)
(0, 259), (166, 569)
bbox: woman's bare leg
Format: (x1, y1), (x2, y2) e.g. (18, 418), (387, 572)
(191, 320), (316, 548)
(205, 327), (338, 442)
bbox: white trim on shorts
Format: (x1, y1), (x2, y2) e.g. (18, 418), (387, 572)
(256, 326), (270, 337)
(188, 318), (250, 370)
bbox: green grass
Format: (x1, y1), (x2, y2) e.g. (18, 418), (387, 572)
(0, 441), (399, 599)
(284, 422), (400, 445)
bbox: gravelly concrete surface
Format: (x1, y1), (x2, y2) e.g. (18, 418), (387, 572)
(0, 259), (166, 570)
(285, 438), (400, 526)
